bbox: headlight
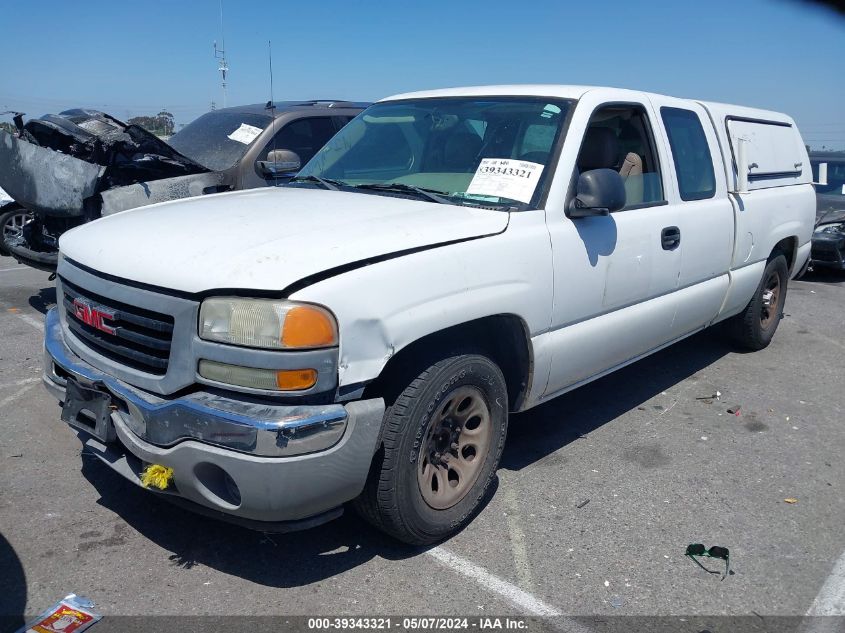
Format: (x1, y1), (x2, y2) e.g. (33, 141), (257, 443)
(199, 298), (338, 350)
(815, 222), (845, 235)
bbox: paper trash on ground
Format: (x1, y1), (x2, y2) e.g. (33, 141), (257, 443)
(16, 594), (101, 633)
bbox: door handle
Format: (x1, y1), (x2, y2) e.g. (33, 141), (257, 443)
(661, 226), (681, 250)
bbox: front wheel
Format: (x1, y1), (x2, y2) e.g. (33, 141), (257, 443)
(728, 253), (789, 350)
(353, 353), (508, 545)
(0, 207), (31, 256)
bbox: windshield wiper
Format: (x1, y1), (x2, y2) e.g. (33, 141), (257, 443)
(288, 175), (345, 191)
(352, 183), (454, 205)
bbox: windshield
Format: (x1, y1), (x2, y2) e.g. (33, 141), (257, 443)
(168, 111), (272, 171)
(812, 160), (845, 196)
(294, 97), (572, 209)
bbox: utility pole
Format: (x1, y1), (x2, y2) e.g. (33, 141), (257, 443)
(213, 0), (228, 109)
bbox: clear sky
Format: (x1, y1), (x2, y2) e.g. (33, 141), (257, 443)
(1, 0), (844, 149)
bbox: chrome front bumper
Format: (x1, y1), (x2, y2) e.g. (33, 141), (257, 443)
(45, 307), (352, 458)
(43, 307), (385, 525)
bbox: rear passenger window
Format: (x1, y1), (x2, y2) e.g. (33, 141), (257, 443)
(661, 108), (716, 201)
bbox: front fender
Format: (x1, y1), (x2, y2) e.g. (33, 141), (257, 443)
(290, 211), (553, 388)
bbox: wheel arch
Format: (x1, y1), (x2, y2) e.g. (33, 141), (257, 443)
(363, 313), (534, 413)
(772, 235), (797, 272)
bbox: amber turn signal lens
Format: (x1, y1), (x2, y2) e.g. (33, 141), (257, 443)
(275, 368), (318, 391)
(281, 305), (337, 348)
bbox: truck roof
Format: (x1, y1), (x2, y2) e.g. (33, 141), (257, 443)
(383, 85), (595, 101)
(381, 85), (795, 123)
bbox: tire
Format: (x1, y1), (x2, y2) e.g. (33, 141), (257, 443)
(0, 207), (31, 256)
(353, 352), (508, 545)
(728, 252), (789, 350)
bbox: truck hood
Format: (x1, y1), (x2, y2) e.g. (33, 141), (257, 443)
(815, 194), (845, 226)
(59, 187), (509, 294)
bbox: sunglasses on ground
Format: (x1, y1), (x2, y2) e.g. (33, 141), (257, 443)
(686, 543), (730, 577)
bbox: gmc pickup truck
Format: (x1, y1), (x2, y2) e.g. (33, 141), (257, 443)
(43, 86), (815, 545)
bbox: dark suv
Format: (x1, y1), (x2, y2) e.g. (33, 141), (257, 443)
(0, 100), (367, 270)
(809, 152), (845, 272)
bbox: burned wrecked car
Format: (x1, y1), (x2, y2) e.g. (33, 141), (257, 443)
(0, 101), (367, 269)
(809, 152), (845, 272)
(0, 186), (31, 256)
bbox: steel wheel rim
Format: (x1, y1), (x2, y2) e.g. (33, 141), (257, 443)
(760, 270), (781, 329)
(2, 212), (29, 241)
(417, 385), (492, 510)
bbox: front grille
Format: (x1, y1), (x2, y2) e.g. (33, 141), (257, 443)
(811, 245), (841, 263)
(61, 277), (174, 375)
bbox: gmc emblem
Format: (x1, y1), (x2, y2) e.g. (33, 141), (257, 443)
(72, 298), (116, 335)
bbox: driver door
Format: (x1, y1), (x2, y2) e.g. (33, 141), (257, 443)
(542, 94), (682, 398)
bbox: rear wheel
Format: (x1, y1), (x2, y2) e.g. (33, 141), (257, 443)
(0, 208), (30, 256)
(728, 253), (789, 350)
(353, 353), (508, 545)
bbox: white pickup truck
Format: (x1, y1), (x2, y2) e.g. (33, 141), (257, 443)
(43, 85), (815, 544)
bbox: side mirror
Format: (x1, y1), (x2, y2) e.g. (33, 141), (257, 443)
(257, 149), (301, 179)
(568, 168), (626, 218)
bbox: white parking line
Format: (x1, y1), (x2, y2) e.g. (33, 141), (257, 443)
(0, 266), (28, 274)
(0, 382), (37, 408)
(11, 311), (44, 332)
(0, 299), (45, 333)
(807, 548), (845, 616)
(502, 486), (534, 591)
(0, 377), (41, 390)
(426, 546), (562, 616)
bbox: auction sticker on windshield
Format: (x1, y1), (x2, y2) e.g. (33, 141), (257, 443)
(466, 158), (544, 204)
(228, 123), (263, 145)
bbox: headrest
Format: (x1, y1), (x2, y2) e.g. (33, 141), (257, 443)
(443, 133), (482, 170)
(578, 127), (619, 170)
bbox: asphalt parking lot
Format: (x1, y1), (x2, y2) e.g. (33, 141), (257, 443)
(1, 254), (843, 629)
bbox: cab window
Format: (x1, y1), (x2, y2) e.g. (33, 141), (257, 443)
(660, 107), (716, 201)
(576, 105), (665, 210)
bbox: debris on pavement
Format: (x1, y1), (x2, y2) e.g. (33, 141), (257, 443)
(784, 498), (799, 504)
(696, 390), (722, 401)
(577, 498), (590, 509)
(727, 405), (742, 416)
(16, 593), (101, 633)
(610, 595), (624, 608)
(686, 543), (731, 579)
